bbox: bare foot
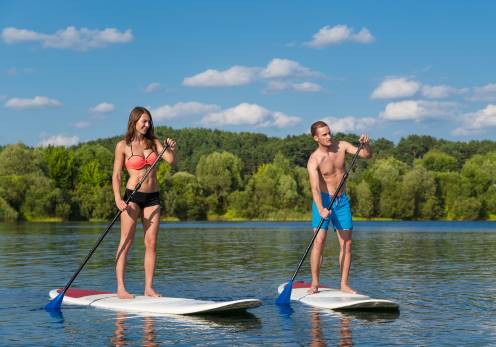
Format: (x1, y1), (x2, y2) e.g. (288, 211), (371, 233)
(340, 285), (357, 294)
(144, 288), (162, 297)
(307, 286), (319, 294)
(117, 289), (134, 299)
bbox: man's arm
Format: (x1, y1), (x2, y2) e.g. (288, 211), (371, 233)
(307, 156), (330, 219)
(344, 134), (372, 158)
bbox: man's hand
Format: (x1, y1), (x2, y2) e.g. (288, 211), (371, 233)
(359, 134), (370, 145)
(319, 208), (330, 219)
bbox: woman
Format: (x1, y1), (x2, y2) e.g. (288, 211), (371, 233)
(112, 106), (176, 299)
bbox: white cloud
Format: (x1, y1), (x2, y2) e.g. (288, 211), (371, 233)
(5, 96), (61, 109)
(183, 66), (260, 87)
(89, 102), (115, 113)
(261, 58), (317, 78)
(151, 101), (221, 120)
(323, 116), (378, 133)
(39, 135), (79, 147)
(201, 102), (301, 128)
(421, 84), (466, 99)
(2, 26), (133, 51)
(293, 82), (322, 92)
(144, 82), (161, 93)
(305, 25), (374, 48)
(183, 58), (321, 88)
(453, 104), (496, 136)
(73, 121), (91, 129)
(380, 100), (455, 121)
(265, 80), (321, 93)
(371, 77), (420, 99)
(202, 103), (269, 126)
(272, 112), (301, 128)
(469, 83), (496, 102)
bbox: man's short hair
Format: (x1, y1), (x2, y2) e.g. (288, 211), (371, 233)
(310, 121), (329, 136)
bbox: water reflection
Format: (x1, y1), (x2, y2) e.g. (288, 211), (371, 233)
(309, 310), (328, 347)
(112, 313), (158, 347)
(309, 308), (400, 347)
(111, 310), (262, 346)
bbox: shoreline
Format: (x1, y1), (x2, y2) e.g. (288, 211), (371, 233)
(8, 215), (496, 223)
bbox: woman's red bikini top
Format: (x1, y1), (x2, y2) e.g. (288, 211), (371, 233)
(125, 144), (158, 170)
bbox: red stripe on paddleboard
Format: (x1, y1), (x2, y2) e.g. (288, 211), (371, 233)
(57, 288), (113, 298)
(292, 282), (330, 289)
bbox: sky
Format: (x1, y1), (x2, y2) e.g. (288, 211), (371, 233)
(1, 0), (496, 147)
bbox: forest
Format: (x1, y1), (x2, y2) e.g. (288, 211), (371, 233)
(0, 126), (495, 222)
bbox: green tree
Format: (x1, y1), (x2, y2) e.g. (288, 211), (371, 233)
(76, 160), (110, 187)
(0, 143), (43, 176)
(0, 196), (18, 221)
(461, 152), (496, 196)
(420, 150), (458, 172)
(74, 144), (113, 183)
(232, 153), (302, 219)
(20, 175), (66, 220)
(450, 197), (482, 220)
(368, 157), (409, 218)
(196, 151), (243, 214)
(162, 172), (207, 220)
(42, 146), (76, 190)
(436, 172), (472, 219)
(395, 135), (438, 164)
(396, 166), (442, 219)
(354, 180), (374, 218)
(73, 183), (115, 220)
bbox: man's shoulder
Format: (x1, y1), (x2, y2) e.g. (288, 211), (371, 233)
(307, 149), (325, 167)
(308, 148), (323, 159)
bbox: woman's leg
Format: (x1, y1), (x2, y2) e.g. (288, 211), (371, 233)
(116, 203), (139, 299)
(142, 204), (161, 297)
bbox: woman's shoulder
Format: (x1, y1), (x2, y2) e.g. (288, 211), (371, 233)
(115, 139), (128, 151)
(152, 138), (162, 149)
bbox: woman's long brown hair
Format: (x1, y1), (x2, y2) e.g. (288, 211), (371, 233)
(124, 106), (158, 151)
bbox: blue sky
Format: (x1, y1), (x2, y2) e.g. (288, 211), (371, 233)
(1, 0), (496, 147)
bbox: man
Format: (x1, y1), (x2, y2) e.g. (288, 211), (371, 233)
(307, 121), (371, 294)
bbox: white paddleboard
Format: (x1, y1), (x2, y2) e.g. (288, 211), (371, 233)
(278, 282), (399, 311)
(49, 288), (262, 315)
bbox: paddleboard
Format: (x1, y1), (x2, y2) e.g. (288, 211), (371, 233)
(49, 288), (262, 315)
(278, 282), (399, 311)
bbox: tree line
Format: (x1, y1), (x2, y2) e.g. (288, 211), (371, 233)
(0, 127), (495, 222)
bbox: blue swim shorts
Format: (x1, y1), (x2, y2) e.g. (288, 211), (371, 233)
(311, 192), (353, 232)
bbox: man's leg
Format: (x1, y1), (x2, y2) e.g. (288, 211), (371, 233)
(309, 228), (327, 294)
(336, 229), (356, 294)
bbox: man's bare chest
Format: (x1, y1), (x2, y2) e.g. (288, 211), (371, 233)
(317, 151), (346, 176)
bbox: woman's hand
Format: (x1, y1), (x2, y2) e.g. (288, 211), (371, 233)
(115, 198), (128, 212)
(164, 138), (176, 152)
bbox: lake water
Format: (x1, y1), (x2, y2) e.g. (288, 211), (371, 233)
(1, 221), (495, 346)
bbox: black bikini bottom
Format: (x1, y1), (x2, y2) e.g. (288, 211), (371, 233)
(124, 189), (160, 209)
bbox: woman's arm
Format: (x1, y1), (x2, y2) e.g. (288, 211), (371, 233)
(155, 138), (176, 165)
(112, 141), (128, 211)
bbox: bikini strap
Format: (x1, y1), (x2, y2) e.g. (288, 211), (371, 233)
(130, 143), (134, 156)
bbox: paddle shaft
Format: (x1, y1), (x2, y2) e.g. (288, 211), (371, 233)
(59, 143), (170, 295)
(289, 143), (364, 282)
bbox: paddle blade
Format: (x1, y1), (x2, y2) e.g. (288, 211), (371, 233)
(45, 291), (64, 311)
(276, 280), (293, 306)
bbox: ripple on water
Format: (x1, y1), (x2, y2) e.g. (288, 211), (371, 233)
(0, 221), (495, 346)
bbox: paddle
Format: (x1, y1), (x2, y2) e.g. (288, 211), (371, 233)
(276, 142), (364, 306)
(45, 143), (170, 311)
